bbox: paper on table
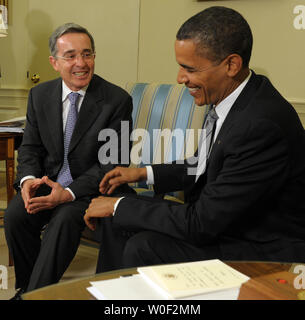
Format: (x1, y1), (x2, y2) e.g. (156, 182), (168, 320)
(0, 116), (26, 133)
(87, 273), (241, 300)
(88, 274), (161, 300)
(138, 259), (249, 299)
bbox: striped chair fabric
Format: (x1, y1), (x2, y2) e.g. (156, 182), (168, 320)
(125, 83), (209, 201)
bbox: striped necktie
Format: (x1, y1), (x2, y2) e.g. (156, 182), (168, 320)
(57, 92), (80, 187)
(195, 107), (218, 182)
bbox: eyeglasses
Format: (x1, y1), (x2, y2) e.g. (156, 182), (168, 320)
(55, 52), (96, 62)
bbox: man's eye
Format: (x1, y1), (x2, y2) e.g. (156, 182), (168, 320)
(66, 54), (76, 60)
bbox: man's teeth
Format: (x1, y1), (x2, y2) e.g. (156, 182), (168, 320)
(74, 72), (87, 76)
(189, 87), (199, 92)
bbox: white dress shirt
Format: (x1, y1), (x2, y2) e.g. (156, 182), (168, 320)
(20, 81), (88, 200)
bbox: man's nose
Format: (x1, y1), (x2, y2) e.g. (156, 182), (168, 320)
(75, 54), (87, 66)
(177, 67), (188, 84)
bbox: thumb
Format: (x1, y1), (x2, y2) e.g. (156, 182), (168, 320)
(42, 176), (58, 189)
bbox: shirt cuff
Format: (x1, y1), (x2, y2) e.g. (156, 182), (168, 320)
(65, 188), (76, 201)
(113, 197), (125, 216)
(146, 166), (154, 185)
(20, 176), (36, 188)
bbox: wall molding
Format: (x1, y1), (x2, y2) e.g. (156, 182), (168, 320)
(290, 99), (305, 112)
(289, 99), (305, 128)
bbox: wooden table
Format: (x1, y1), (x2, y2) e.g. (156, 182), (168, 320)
(0, 132), (23, 266)
(22, 261), (295, 300)
(0, 132), (23, 203)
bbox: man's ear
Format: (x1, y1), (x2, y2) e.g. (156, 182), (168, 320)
(225, 54), (243, 77)
(49, 56), (59, 72)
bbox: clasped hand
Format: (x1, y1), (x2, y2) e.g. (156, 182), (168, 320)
(22, 176), (73, 214)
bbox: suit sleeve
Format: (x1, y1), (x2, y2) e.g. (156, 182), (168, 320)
(113, 119), (289, 245)
(15, 88), (47, 188)
(68, 94), (133, 198)
(151, 162), (193, 194)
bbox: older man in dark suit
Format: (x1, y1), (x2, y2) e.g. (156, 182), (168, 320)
(4, 23), (133, 298)
(84, 7), (305, 272)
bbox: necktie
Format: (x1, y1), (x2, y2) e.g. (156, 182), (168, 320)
(195, 107), (218, 182)
(57, 92), (80, 187)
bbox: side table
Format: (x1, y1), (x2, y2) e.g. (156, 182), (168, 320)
(0, 132), (23, 266)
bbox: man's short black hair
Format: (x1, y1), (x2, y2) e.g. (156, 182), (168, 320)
(176, 6), (253, 67)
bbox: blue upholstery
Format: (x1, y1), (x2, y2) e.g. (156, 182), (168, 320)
(126, 82), (209, 201)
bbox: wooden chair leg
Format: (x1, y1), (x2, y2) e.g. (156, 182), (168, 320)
(8, 250), (14, 266)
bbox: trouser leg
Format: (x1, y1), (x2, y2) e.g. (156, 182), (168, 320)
(4, 192), (51, 289)
(26, 199), (89, 291)
(122, 231), (222, 268)
(96, 217), (132, 273)
(96, 218), (221, 272)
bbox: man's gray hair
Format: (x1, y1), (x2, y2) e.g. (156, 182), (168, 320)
(49, 23), (95, 57)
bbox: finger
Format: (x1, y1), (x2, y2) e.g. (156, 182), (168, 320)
(28, 205), (51, 214)
(100, 169), (121, 188)
(21, 190), (31, 208)
(27, 201), (52, 211)
(107, 183), (122, 195)
(29, 195), (51, 204)
(84, 212), (96, 231)
(99, 183), (110, 194)
(32, 178), (43, 186)
(42, 176), (58, 189)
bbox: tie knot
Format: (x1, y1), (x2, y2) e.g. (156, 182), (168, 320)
(68, 92), (80, 106)
(207, 107), (218, 122)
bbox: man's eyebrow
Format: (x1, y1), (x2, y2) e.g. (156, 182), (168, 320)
(62, 49), (76, 55)
(180, 63), (196, 71)
(62, 48), (92, 55)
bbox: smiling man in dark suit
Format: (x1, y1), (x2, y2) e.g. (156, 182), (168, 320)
(84, 7), (305, 272)
(4, 23), (133, 298)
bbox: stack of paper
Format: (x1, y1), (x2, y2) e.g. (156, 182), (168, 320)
(87, 259), (250, 300)
(0, 116), (26, 133)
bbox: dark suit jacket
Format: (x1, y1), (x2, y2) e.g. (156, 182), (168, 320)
(114, 72), (305, 262)
(16, 74), (133, 199)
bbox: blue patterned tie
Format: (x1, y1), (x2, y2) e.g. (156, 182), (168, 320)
(195, 107), (218, 182)
(57, 92), (80, 187)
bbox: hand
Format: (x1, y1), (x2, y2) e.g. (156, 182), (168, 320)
(84, 196), (119, 231)
(21, 178), (44, 210)
(26, 176), (73, 214)
(99, 166), (147, 194)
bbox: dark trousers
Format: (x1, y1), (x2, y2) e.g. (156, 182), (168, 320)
(96, 206), (222, 273)
(4, 186), (90, 292)
(96, 195), (305, 273)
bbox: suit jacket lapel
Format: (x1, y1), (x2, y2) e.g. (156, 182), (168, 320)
(208, 71), (259, 161)
(194, 72), (260, 186)
(69, 76), (104, 153)
(42, 79), (64, 159)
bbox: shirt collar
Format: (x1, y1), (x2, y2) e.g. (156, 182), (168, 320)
(61, 81), (88, 102)
(214, 70), (252, 120)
